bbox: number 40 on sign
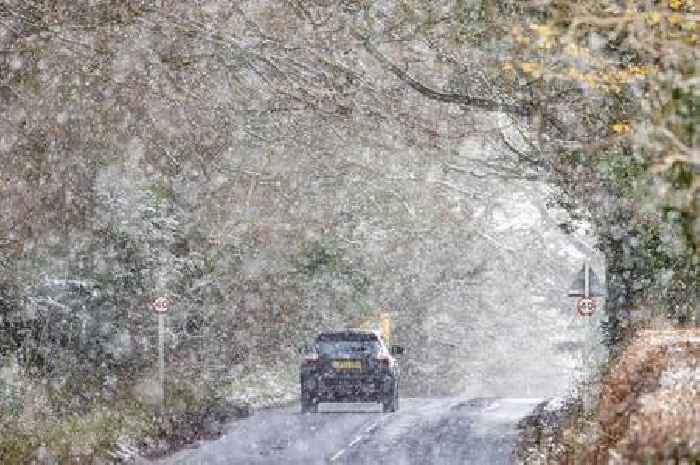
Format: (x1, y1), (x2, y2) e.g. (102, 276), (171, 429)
(577, 297), (596, 316)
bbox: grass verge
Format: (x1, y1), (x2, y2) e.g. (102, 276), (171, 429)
(0, 360), (298, 464)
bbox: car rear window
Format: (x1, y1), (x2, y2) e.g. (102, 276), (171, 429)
(315, 333), (381, 357)
(317, 332), (379, 342)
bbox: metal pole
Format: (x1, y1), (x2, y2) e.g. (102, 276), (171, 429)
(584, 261), (590, 410)
(158, 313), (165, 411)
(205, 324), (210, 382)
(588, 263), (592, 405)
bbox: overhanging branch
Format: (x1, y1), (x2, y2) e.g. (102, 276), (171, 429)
(357, 33), (531, 117)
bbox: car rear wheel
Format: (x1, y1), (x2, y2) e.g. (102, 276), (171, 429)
(301, 400), (318, 414)
(382, 385), (399, 413)
(300, 390), (318, 414)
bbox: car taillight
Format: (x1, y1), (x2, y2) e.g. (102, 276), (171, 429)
(376, 354), (391, 369)
(303, 353), (319, 363)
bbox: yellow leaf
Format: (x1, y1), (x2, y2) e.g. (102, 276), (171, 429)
(529, 23), (557, 38)
(613, 70), (632, 84)
(565, 44), (580, 57)
(645, 11), (662, 25)
(629, 66), (650, 78)
(668, 0), (684, 10)
(537, 38), (556, 50)
(668, 14), (684, 25)
(611, 122), (631, 134)
(579, 72), (600, 88)
(680, 18), (697, 31)
(567, 67), (581, 80)
(515, 34), (530, 45)
(520, 62), (543, 75)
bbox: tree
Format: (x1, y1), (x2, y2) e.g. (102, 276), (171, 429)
(505, 0), (698, 336)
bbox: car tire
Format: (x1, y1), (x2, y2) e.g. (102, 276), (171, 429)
(301, 389), (318, 414)
(301, 400), (318, 414)
(382, 384), (399, 413)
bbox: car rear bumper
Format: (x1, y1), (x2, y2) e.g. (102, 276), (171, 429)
(302, 374), (396, 402)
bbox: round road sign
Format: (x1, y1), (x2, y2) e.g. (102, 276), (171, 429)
(577, 297), (596, 316)
(153, 296), (169, 314)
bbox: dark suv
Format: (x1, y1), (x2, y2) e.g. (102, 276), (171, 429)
(300, 329), (403, 413)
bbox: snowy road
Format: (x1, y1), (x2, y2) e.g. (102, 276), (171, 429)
(152, 397), (541, 465)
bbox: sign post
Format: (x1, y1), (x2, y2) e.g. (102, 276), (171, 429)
(153, 296), (169, 411)
(567, 261), (605, 300)
(567, 261), (605, 412)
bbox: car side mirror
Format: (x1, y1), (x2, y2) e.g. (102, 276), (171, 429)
(298, 343), (314, 354)
(390, 345), (404, 355)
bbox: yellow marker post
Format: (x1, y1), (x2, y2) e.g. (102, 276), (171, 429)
(380, 312), (392, 344)
(354, 310), (392, 344)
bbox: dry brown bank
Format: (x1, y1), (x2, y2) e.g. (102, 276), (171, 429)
(519, 328), (699, 465)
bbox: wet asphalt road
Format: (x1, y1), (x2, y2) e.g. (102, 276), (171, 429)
(153, 397), (541, 465)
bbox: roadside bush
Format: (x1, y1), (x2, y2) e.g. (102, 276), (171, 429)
(517, 328), (699, 465)
(566, 329), (698, 465)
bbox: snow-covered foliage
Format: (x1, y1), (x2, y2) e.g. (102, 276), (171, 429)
(0, 0), (695, 463)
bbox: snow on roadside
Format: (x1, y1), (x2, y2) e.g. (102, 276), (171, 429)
(223, 361), (298, 410)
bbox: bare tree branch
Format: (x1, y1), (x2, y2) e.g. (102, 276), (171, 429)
(355, 32), (531, 117)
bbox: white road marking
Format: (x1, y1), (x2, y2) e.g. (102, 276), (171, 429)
(329, 448), (346, 462)
(364, 421), (381, 434)
(484, 401), (500, 412)
(329, 418), (383, 462)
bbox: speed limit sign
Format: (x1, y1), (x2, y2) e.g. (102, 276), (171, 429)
(153, 296), (169, 314)
(577, 297), (596, 316)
